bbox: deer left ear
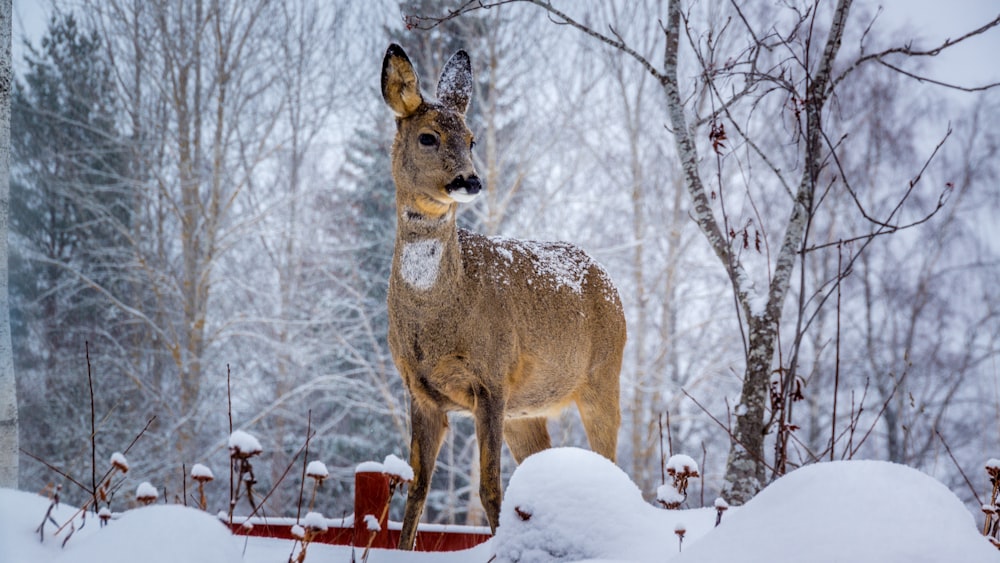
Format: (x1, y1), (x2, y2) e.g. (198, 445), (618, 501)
(437, 50), (472, 115)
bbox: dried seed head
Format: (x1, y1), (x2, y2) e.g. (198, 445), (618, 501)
(306, 460), (329, 483)
(190, 463), (215, 483)
(110, 452), (130, 474)
(714, 497), (730, 511)
(987, 459), (1000, 480)
(515, 505), (532, 521)
(135, 482), (158, 505)
(228, 430), (263, 459)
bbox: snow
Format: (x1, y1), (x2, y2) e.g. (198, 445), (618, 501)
(494, 238), (589, 294)
(302, 511), (327, 531)
(54, 504), (242, 563)
(190, 463), (214, 480)
(493, 447), (713, 562)
(356, 460), (387, 473)
(353, 455), (414, 482)
(135, 481), (158, 502)
(436, 50), (472, 111)
(665, 454), (699, 476)
(382, 453), (414, 482)
(109, 452), (129, 473)
(672, 459), (999, 563)
(227, 430), (262, 457)
(365, 513), (382, 532)
(2, 449), (997, 563)
(305, 460), (329, 480)
(400, 239), (443, 290)
(656, 485), (686, 506)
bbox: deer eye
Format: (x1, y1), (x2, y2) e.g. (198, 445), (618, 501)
(418, 133), (438, 147)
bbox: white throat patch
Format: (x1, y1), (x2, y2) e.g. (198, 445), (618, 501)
(401, 239), (443, 290)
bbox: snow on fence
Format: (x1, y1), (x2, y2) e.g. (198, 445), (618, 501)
(222, 467), (492, 552)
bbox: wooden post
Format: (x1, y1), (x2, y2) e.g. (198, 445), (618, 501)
(353, 467), (392, 549)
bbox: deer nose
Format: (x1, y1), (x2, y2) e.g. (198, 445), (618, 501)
(445, 175), (482, 202)
(464, 176), (481, 195)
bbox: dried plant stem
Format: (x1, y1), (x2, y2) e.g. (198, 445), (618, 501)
(86, 342), (97, 514)
(296, 411), (313, 521)
(935, 430), (982, 506)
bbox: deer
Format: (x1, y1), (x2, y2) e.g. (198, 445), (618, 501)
(381, 43), (626, 550)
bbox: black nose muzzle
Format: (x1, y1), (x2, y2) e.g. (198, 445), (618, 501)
(445, 175), (482, 203)
(446, 175), (481, 195)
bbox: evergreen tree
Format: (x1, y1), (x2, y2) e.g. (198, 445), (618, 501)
(10, 12), (130, 493)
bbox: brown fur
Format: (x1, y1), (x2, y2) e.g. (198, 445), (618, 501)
(381, 44), (626, 550)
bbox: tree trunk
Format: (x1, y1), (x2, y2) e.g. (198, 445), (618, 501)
(0, 0), (17, 489)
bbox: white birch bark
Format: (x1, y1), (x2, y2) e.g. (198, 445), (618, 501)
(0, 0), (18, 489)
(660, 0), (853, 503)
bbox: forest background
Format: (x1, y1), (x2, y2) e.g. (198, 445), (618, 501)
(6, 0), (1000, 525)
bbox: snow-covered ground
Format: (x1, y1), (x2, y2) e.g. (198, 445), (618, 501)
(2, 447), (997, 562)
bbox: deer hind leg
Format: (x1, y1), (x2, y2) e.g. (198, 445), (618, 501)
(503, 417), (552, 463)
(575, 363), (622, 463)
(398, 402), (448, 550)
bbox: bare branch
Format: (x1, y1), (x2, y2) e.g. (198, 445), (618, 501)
(830, 12), (1000, 94)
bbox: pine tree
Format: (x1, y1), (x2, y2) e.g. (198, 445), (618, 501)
(10, 12), (129, 492)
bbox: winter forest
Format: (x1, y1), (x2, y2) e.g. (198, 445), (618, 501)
(4, 0), (1000, 532)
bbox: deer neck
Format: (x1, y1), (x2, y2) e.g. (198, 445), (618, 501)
(392, 201), (464, 298)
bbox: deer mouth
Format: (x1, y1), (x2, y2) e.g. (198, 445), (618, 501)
(445, 175), (482, 203)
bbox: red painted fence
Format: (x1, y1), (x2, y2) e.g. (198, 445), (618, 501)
(224, 468), (492, 552)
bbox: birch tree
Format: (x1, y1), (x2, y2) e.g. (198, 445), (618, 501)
(0, 0), (16, 489)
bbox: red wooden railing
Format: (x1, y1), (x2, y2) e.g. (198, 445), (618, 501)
(224, 468), (492, 552)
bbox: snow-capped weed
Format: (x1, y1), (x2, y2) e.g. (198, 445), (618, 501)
(714, 496), (730, 527)
(98, 506), (112, 527)
(190, 463), (214, 510)
(110, 452), (129, 474)
(657, 454), (700, 509)
(984, 459), (1000, 545)
(227, 431), (263, 521)
(135, 481), (158, 506)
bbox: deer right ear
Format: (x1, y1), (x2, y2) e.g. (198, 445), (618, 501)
(382, 44), (423, 118)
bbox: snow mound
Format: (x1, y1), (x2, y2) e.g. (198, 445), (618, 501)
(1, 489), (102, 563)
(674, 460), (998, 563)
(53, 504), (242, 563)
(493, 447), (688, 563)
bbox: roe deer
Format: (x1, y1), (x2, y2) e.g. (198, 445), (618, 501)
(381, 43), (626, 550)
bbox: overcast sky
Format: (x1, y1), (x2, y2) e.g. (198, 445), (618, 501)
(12, 0), (998, 87)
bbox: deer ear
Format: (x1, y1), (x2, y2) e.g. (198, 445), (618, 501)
(437, 50), (472, 115)
(382, 44), (423, 117)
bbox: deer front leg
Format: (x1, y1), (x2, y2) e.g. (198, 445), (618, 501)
(474, 388), (505, 534)
(398, 401), (448, 550)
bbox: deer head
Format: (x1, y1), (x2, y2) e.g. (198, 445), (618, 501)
(381, 44), (481, 219)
